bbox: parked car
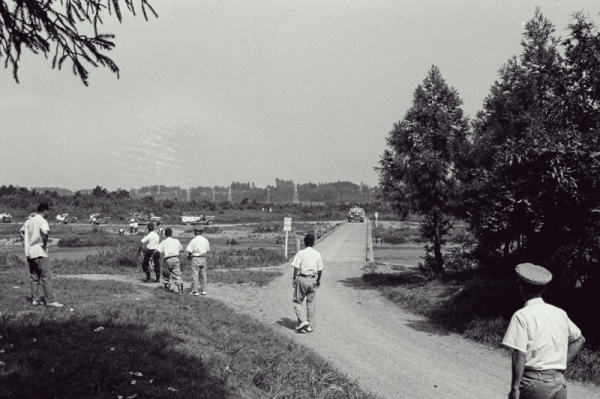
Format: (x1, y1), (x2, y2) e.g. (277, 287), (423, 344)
(55, 213), (78, 224)
(181, 215), (215, 225)
(0, 213), (13, 223)
(90, 213), (111, 225)
(131, 212), (161, 227)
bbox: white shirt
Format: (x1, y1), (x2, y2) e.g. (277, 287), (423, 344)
(157, 237), (183, 258)
(291, 247), (324, 276)
(186, 235), (210, 257)
(141, 231), (160, 250)
(19, 214), (50, 258)
(502, 298), (581, 370)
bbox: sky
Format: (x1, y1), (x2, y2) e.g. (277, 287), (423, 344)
(1, 0), (599, 191)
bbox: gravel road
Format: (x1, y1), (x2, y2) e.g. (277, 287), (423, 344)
(209, 222), (600, 399)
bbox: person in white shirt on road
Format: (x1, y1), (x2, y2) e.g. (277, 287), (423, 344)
(157, 227), (184, 294)
(290, 233), (323, 333)
(19, 203), (63, 307)
(186, 227), (210, 296)
(140, 222), (161, 283)
(502, 263), (585, 399)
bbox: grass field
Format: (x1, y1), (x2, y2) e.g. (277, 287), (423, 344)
(0, 221), (375, 399)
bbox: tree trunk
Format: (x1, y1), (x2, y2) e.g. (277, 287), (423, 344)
(432, 213), (444, 277)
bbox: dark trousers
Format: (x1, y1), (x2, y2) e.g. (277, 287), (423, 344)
(142, 250), (160, 274)
(27, 257), (55, 303)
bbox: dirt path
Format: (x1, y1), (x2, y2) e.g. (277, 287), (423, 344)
(61, 223), (600, 398)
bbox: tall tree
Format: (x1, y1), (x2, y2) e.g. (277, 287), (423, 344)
(0, 0), (156, 85)
(378, 66), (470, 276)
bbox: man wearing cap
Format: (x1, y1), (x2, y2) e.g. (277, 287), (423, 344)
(140, 222), (161, 283)
(290, 233), (324, 333)
(503, 263), (586, 399)
(186, 227), (210, 296)
(157, 228), (184, 295)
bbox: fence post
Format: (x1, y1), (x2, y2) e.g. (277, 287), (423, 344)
(366, 218), (374, 262)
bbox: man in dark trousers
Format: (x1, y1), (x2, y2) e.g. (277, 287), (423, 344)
(502, 263), (586, 399)
(140, 222), (161, 282)
(290, 233), (323, 333)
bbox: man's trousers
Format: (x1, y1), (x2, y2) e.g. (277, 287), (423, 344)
(161, 257), (182, 286)
(142, 250), (160, 274)
(190, 257), (207, 293)
(27, 256), (55, 303)
(519, 370), (567, 399)
(293, 275), (317, 325)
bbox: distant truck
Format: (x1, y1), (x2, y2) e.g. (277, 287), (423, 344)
(55, 213), (78, 224)
(90, 213), (111, 225)
(0, 213), (13, 223)
(131, 212), (161, 227)
(347, 206), (365, 223)
(181, 215), (215, 225)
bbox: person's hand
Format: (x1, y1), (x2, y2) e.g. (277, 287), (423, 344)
(508, 388), (519, 399)
(292, 279), (297, 289)
(316, 280), (321, 288)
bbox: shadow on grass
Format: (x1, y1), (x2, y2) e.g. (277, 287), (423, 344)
(276, 317), (299, 331)
(0, 312), (229, 399)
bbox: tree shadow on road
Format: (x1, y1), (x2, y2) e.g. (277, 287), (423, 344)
(404, 319), (450, 337)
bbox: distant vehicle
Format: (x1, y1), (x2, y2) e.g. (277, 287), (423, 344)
(55, 213), (78, 224)
(347, 206), (365, 223)
(181, 215), (215, 225)
(90, 213), (111, 225)
(131, 212), (161, 227)
(0, 213), (13, 223)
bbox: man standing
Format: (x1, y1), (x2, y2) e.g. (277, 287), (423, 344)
(157, 227), (184, 294)
(290, 233), (323, 333)
(186, 227), (210, 296)
(503, 263), (586, 399)
(19, 203), (63, 307)
(140, 222), (161, 283)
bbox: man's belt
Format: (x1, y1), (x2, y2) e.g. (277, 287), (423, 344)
(192, 254), (207, 258)
(299, 273), (316, 278)
(164, 255), (179, 260)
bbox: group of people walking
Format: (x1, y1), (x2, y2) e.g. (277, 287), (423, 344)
(19, 203), (588, 398)
(140, 223), (210, 296)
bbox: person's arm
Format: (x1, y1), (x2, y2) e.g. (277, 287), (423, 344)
(509, 350), (526, 399)
(293, 267), (298, 288)
(567, 335), (586, 363)
(19, 225), (25, 240)
(40, 231), (49, 250)
(316, 270), (322, 287)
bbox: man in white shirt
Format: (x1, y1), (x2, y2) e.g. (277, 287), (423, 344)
(157, 227), (184, 294)
(186, 227), (210, 296)
(19, 203), (63, 307)
(140, 222), (161, 283)
(502, 263), (585, 399)
(290, 233), (323, 333)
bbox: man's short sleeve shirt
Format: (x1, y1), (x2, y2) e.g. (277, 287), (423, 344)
(186, 235), (210, 256)
(141, 232), (160, 250)
(290, 247), (324, 275)
(502, 298), (581, 370)
(157, 237), (182, 258)
(20, 214), (50, 258)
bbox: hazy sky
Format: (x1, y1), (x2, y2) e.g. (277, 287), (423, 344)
(1, 0), (598, 191)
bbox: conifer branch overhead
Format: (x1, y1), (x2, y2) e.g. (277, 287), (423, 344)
(0, 0), (157, 85)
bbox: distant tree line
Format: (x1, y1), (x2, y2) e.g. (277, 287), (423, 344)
(379, 9), (600, 293)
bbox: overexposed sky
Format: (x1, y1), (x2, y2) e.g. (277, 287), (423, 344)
(1, 0), (598, 190)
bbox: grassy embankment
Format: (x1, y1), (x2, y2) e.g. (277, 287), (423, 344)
(0, 235), (377, 398)
(364, 223), (600, 385)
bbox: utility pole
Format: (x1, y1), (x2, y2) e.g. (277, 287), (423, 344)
(293, 183), (299, 203)
(187, 188), (191, 202)
(228, 185), (232, 202)
(267, 187), (270, 204)
(157, 184), (160, 196)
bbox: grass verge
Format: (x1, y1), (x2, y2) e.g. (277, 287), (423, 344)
(0, 264), (377, 398)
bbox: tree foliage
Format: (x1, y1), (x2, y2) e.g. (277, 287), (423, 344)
(0, 0), (156, 85)
(378, 66), (470, 276)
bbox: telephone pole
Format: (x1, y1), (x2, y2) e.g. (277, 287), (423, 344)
(228, 185), (232, 202)
(212, 187), (216, 202)
(293, 183), (299, 203)
(266, 187), (270, 204)
(187, 188), (191, 202)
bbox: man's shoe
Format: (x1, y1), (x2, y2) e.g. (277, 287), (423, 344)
(31, 300), (42, 306)
(143, 278), (152, 283)
(306, 326), (314, 333)
(200, 291), (207, 296)
(190, 292), (200, 296)
(164, 284), (170, 292)
(46, 302), (64, 308)
(295, 321), (309, 332)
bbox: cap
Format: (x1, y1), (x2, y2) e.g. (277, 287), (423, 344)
(194, 226), (204, 232)
(516, 263), (552, 285)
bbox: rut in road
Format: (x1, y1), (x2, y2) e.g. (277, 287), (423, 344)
(208, 222), (599, 399)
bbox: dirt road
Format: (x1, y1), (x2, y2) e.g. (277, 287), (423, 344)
(209, 222), (599, 399)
